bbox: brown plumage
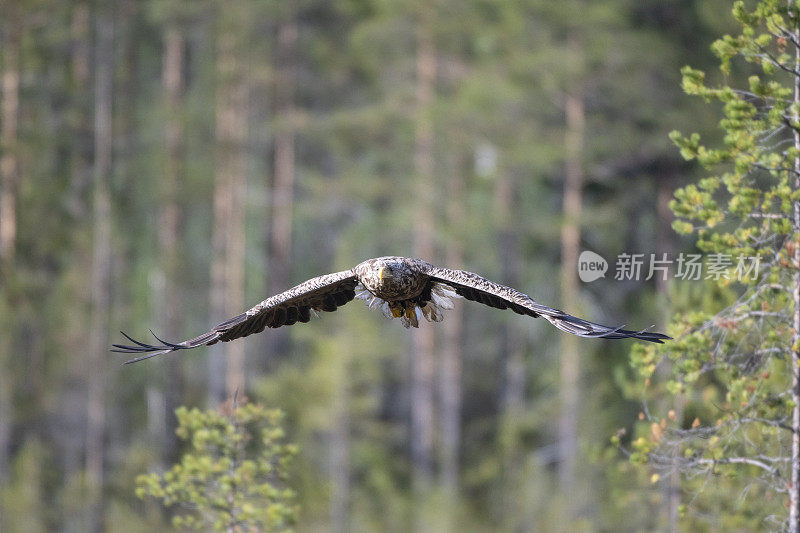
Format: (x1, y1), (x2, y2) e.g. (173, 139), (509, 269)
(113, 256), (669, 363)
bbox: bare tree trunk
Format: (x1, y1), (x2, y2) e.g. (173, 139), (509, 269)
(790, 21), (800, 533)
(150, 17), (185, 463)
(207, 28), (230, 407)
(0, 26), (19, 271)
(495, 172), (524, 415)
(439, 162), (464, 526)
(653, 179), (681, 532)
(330, 346), (350, 533)
(411, 6), (437, 520)
(0, 9), (20, 489)
(70, 3), (92, 187)
(209, 20), (248, 405)
(495, 171), (527, 528)
(265, 16), (297, 363)
(86, 8), (114, 532)
(61, 9), (92, 531)
(557, 80), (585, 525)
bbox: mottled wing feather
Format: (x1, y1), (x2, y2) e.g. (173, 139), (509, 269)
(112, 269), (358, 363)
(424, 266), (670, 343)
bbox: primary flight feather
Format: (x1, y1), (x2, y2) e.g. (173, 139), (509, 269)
(113, 256), (670, 363)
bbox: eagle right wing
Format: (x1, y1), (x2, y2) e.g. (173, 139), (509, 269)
(113, 269), (359, 363)
(425, 266), (670, 343)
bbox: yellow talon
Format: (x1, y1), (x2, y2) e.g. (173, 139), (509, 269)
(390, 303), (404, 318)
(405, 306), (416, 320)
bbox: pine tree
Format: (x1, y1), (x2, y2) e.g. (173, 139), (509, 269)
(136, 399), (298, 531)
(628, 1), (800, 529)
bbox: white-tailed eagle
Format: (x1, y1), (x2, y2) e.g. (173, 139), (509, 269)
(113, 256), (669, 363)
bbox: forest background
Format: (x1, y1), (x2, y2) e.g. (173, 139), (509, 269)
(0, 0), (753, 531)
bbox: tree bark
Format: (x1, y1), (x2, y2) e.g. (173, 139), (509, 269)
(265, 16), (297, 363)
(653, 178), (682, 532)
(411, 5), (437, 514)
(67, 3), (92, 220)
(495, 172), (524, 416)
(0, 18), (20, 271)
(209, 19), (248, 405)
(330, 345), (350, 533)
(557, 81), (585, 524)
(150, 17), (184, 463)
(439, 161), (464, 518)
(86, 7), (114, 532)
(59, 9), (92, 531)
(495, 170), (527, 528)
(0, 7), (20, 489)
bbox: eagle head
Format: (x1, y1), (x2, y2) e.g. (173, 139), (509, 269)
(355, 256), (423, 300)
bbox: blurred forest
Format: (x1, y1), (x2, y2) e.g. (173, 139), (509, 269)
(0, 0), (745, 531)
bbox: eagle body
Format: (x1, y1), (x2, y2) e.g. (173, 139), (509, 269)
(114, 256), (669, 363)
(353, 257), (458, 327)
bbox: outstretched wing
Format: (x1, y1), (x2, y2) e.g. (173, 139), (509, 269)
(424, 266), (670, 343)
(113, 269), (359, 363)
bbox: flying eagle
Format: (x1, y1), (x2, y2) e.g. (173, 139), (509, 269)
(113, 256), (669, 363)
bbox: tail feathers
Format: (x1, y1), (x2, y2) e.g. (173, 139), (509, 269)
(546, 314), (670, 344)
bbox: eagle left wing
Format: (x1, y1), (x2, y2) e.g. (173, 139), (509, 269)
(424, 266), (670, 343)
(112, 269), (359, 363)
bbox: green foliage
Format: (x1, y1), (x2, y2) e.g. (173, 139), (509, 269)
(0, 0), (738, 530)
(136, 401), (298, 532)
(628, 0), (800, 528)
(0, 439), (48, 533)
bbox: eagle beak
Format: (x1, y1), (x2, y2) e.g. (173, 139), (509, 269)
(379, 267), (385, 280)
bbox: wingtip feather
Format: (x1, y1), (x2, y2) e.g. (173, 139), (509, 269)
(110, 330), (185, 363)
(122, 350), (172, 364)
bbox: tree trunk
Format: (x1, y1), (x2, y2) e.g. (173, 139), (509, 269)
(439, 161), (464, 524)
(495, 170), (527, 528)
(0, 24), (19, 272)
(60, 8), (92, 531)
(557, 82), (585, 524)
(0, 9), (20, 489)
(68, 2), (92, 218)
(411, 5), (437, 518)
(265, 16), (297, 363)
(330, 345), (350, 533)
(86, 7), (114, 532)
(790, 20), (800, 533)
(150, 17), (184, 463)
(209, 20), (248, 405)
(654, 178), (681, 532)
